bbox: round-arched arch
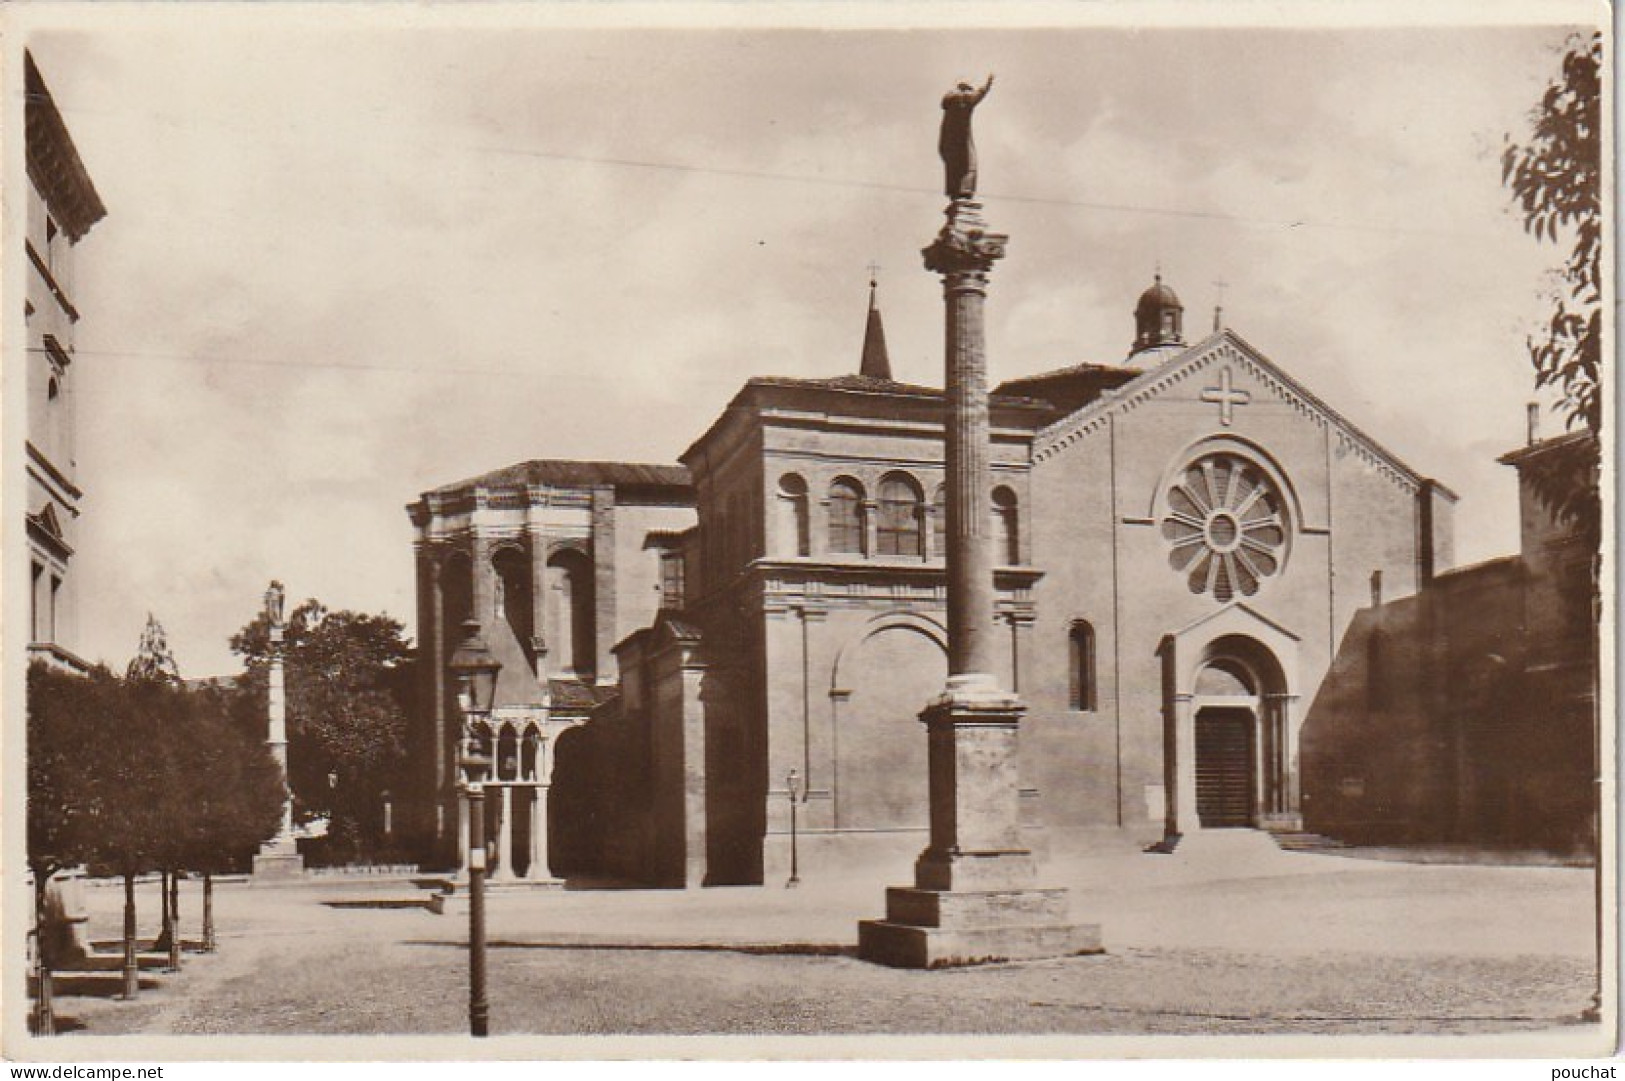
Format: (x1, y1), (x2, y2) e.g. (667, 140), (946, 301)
(490, 543), (534, 668)
(1192, 633), (1288, 698)
(991, 484), (1020, 565)
(827, 611), (948, 831)
(877, 472), (925, 558)
(829, 610), (949, 693)
(521, 725), (541, 782)
(496, 724), (520, 783)
(1188, 633), (1289, 829)
(827, 476), (867, 555)
(776, 473), (811, 557)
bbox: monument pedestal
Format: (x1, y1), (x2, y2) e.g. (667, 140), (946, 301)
(857, 678), (1100, 968)
(252, 839), (304, 880)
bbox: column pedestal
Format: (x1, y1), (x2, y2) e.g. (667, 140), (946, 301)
(858, 676), (1100, 968)
(252, 845), (305, 879)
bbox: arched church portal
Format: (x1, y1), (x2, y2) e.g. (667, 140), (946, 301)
(1166, 632), (1296, 836)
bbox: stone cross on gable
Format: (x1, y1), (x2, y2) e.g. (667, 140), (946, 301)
(1201, 365), (1251, 426)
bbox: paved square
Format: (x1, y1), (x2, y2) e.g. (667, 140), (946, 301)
(48, 834), (1600, 1045)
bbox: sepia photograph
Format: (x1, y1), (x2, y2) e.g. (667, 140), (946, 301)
(4, 0), (1613, 1064)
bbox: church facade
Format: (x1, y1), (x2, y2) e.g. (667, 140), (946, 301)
(407, 274), (1468, 884)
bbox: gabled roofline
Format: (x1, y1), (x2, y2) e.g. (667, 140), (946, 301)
(1169, 599), (1303, 644)
(1033, 329), (1456, 500)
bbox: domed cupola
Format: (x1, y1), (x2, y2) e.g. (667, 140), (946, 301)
(1130, 273), (1186, 357)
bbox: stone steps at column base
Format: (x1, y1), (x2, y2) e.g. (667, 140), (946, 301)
(440, 878), (566, 906)
(857, 917), (1102, 969)
(884, 885), (1071, 927)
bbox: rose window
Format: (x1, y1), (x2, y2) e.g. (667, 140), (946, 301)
(1162, 453), (1288, 601)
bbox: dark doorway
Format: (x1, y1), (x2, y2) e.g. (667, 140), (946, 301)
(1196, 707), (1254, 827)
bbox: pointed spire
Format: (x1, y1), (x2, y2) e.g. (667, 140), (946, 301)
(859, 267), (893, 380)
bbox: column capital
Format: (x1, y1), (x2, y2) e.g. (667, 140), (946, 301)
(922, 199), (1008, 278)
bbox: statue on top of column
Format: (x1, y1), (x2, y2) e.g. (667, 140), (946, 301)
(264, 580), (286, 628)
(939, 75), (994, 199)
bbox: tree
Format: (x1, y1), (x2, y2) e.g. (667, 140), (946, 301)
(26, 663), (116, 1032)
(125, 614), (185, 969)
(1502, 31), (1603, 543)
(230, 598), (414, 862)
(185, 682), (284, 948)
(126, 613), (181, 684)
(78, 675), (178, 999)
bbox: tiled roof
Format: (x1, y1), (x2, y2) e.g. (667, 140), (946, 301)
(743, 374), (1050, 410)
(746, 374), (943, 397)
(995, 362), (1142, 417)
(431, 459), (691, 497)
(1497, 429), (1595, 468)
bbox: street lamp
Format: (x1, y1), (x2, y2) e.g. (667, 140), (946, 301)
(786, 768), (802, 888)
(448, 618), (500, 1039)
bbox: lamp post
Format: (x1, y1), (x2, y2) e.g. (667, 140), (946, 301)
(31, 921), (53, 1036)
(786, 769), (802, 888)
(449, 618), (500, 1039)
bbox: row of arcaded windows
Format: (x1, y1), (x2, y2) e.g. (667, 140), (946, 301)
(777, 472), (1021, 563)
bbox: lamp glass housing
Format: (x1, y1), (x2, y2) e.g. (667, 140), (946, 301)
(448, 619), (501, 716)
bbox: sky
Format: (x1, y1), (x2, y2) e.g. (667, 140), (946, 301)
(13, 3), (1602, 677)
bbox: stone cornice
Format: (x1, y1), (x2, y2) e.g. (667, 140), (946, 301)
(27, 244), (80, 323)
(27, 641), (92, 675)
(1033, 330), (1445, 498)
(755, 557), (1042, 615)
(26, 441), (81, 502)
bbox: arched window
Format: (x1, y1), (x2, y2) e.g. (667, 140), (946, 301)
(497, 725), (520, 782)
(492, 546), (534, 670)
(932, 484), (946, 559)
(877, 474), (924, 557)
(828, 478), (865, 555)
(521, 728), (540, 782)
(1069, 621), (1096, 712)
(546, 549), (595, 680)
(992, 485), (1019, 565)
(777, 474), (811, 557)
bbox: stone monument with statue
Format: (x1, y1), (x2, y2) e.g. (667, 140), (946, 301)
(857, 77), (1100, 967)
(253, 580), (305, 879)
